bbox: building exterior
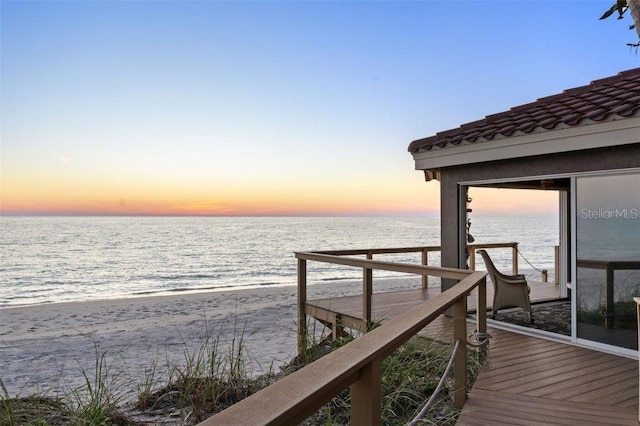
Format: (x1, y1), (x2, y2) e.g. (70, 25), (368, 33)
(409, 68), (640, 356)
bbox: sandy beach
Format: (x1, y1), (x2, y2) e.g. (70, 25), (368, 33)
(0, 277), (423, 400)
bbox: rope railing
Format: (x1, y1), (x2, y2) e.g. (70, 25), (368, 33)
(515, 246), (546, 275)
(469, 242), (560, 283)
(407, 339), (461, 426)
(407, 328), (491, 425)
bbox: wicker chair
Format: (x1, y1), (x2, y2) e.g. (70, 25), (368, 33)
(477, 249), (533, 322)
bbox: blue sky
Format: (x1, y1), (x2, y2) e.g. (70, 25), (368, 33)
(1, 1), (638, 215)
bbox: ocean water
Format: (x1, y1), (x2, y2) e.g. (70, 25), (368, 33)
(0, 215), (558, 307)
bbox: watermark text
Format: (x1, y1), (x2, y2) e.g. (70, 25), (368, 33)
(580, 208), (639, 219)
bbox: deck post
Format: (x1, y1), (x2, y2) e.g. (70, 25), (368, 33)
(350, 358), (382, 426)
(605, 263), (615, 328)
(363, 266), (373, 327)
(422, 249), (429, 288)
(468, 248), (476, 271)
(297, 258), (307, 354)
(453, 295), (467, 408)
(477, 276), (487, 338)
(363, 251), (373, 326)
(512, 242), (519, 275)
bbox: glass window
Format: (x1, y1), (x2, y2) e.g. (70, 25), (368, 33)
(576, 173), (640, 350)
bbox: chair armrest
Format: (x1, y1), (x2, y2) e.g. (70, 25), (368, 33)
(496, 276), (528, 286)
(494, 269), (526, 281)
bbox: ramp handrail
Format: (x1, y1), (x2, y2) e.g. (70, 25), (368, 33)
(199, 254), (487, 426)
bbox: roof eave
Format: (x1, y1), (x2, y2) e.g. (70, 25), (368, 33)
(411, 117), (640, 171)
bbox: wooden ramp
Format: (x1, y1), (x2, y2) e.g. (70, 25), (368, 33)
(457, 325), (638, 425)
(305, 280), (561, 332)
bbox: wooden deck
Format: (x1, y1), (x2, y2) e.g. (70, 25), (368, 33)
(386, 315), (638, 425)
(456, 321), (638, 425)
(305, 280), (561, 332)
(304, 283), (638, 425)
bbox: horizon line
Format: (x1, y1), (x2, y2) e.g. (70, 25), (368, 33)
(0, 212), (557, 218)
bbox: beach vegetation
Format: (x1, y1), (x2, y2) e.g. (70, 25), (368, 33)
(0, 389), (73, 425)
(133, 316), (276, 423)
(136, 353), (163, 412)
(295, 317), (355, 366)
(68, 344), (133, 425)
(0, 345), (134, 425)
(600, 0), (640, 47)
(1, 317), (486, 425)
(294, 334), (486, 425)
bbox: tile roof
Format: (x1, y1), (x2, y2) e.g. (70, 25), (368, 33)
(408, 68), (640, 154)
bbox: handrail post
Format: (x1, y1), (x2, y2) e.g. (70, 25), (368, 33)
(298, 258), (307, 354)
(350, 358), (382, 426)
(468, 247), (476, 271)
(453, 295), (468, 408)
(364, 265), (373, 327)
(422, 249), (429, 288)
(363, 252), (373, 327)
(512, 242), (519, 275)
(477, 276), (487, 339)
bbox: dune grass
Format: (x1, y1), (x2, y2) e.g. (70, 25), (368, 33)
(293, 334), (486, 426)
(0, 343), (134, 425)
(1, 320), (486, 425)
(133, 322), (276, 424)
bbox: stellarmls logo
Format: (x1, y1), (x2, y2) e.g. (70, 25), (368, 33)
(580, 208), (639, 219)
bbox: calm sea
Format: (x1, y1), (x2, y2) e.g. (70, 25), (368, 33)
(0, 216), (558, 307)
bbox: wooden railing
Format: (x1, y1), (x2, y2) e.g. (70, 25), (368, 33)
(467, 242), (519, 275)
(199, 253), (487, 426)
(300, 247), (451, 330)
(313, 245), (442, 288)
(313, 242), (521, 288)
(302, 243), (517, 332)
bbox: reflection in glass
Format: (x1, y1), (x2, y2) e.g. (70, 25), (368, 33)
(576, 173), (640, 350)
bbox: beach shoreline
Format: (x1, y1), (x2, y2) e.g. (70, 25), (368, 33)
(0, 277), (423, 399)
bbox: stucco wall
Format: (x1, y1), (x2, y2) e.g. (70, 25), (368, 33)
(439, 143), (640, 290)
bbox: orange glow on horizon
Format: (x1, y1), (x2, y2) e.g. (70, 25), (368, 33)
(0, 200), (439, 217)
(469, 187), (558, 215)
(2, 171), (558, 217)
(0, 173), (442, 216)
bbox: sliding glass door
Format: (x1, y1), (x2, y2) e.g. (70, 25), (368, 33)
(575, 172), (640, 351)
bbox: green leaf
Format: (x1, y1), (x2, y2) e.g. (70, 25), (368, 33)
(600, 4), (618, 20)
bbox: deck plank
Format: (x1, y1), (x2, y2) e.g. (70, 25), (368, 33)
(458, 328), (638, 425)
(458, 389), (636, 425)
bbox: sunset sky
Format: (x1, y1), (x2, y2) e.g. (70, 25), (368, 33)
(1, 1), (638, 216)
